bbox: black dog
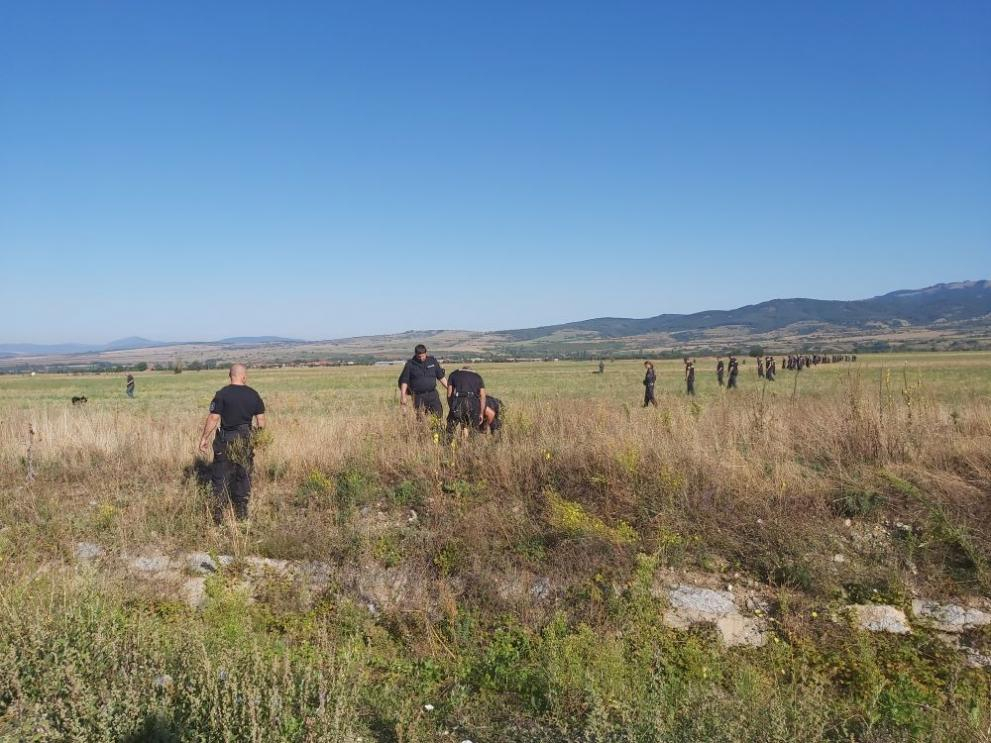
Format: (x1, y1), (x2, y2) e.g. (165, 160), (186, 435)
(71, 396), (88, 405)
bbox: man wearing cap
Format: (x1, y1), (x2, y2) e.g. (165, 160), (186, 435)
(398, 344), (448, 418)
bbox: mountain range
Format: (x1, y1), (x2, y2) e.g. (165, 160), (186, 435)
(1, 281), (988, 366)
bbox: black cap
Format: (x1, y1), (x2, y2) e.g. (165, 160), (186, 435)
(414, 344), (427, 355)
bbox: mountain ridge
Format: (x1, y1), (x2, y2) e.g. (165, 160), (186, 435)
(2, 281), (989, 364)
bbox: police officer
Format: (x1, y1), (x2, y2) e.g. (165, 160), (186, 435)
(685, 359), (696, 396)
(481, 395), (503, 433)
(643, 361), (658, 407)
(716, 357), (725, 387)
(198, 363), (266, 521)
(126, 373), (135, 398)
(446, 364), (486, 437)
(727, 356), (739, 389)
(398, 344), (448, 417)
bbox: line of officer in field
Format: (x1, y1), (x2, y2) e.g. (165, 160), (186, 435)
(196, 347), (852, 522)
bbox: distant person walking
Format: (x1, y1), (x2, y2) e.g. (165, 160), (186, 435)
(398, 344), (448, 418)
(198, 363), (266, 521)
(446, 365), (486, 437)
(757, 356), (765, 378)
(727, 356), (739, 389)
(685, 359), (696, 396)
(716, 357), (725, 387)
(126, 374), (135, 398)
(643, 361), (658, 407)
(598, 360), (605, 374)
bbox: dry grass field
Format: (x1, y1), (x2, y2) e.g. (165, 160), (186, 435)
(1, 353), (990, 741)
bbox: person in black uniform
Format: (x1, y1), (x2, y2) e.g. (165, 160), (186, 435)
(727, 356), (739, 389)
(399, 344), (448, 418)
(685, 359), (696, 396)
(198, 363), (266, 521)
(126, 373), (135, 398)
(446, 365), (486, 437)
(716, 357), (725, 387)
(643, 361), (658, 407)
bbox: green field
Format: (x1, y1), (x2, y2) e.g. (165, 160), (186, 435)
(1, 352), (989, 741)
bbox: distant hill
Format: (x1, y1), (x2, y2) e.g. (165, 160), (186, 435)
(0, 336), (304, 357)
(1, 281), (989, 368)
(216, 337), (304, 346)
(104, 337), (166, 350)
(497, 281), (991, 341)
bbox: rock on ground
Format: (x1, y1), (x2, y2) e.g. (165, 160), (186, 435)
(911, 600), (991, 633)
(849, 604), (911, 634)
(662, 586), (767, 648)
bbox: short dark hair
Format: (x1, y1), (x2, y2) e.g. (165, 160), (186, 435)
(414, 344), (427, 355)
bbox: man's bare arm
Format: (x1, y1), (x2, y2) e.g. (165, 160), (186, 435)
(199, 413), (221, 453)
(478, 388), (486, 423)
(399, 382), (409, 405)
(255, 413), (266, 429)
(439, 376), (448, 389)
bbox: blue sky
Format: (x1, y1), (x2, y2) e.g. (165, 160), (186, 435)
(1, 1), (988, 343)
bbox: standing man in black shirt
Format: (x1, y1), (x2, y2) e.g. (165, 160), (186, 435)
(446, 365), (486, 438)
(198, 363), (266, 521)
(642, 361), (658, 407)
(398, 344), (448, 418)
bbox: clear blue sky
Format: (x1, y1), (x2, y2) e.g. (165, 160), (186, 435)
(1, 1), (988, 344)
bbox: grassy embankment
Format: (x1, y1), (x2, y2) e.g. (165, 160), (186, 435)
(1, 354), (989, 741)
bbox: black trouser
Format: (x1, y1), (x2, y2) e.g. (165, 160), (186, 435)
(686, 380), (695, 396)
(727, 375), (737, 389)
(447, 395), (481, 436)
(212, 430), (253, 520)
(413, 389), (443, 417)
(643, 384), (657, 407)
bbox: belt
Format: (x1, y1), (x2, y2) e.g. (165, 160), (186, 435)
(413, 388), (437, 396)
(453, 391), (478, 398)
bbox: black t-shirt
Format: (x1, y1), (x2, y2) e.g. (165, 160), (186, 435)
(209, 384), (265, 430)
(449, 369), (484, 397)
(399, 355), (445, 394)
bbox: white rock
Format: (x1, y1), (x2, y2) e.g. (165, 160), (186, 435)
(180, 577), (207, 609)
(243, 556), (292, 575)
(668, 586), (736, 616)
(849, 604), (911, 634)
(74, 542), (105, 561)
(530, 577), (551, 601)
(912, 600), (991, 633)
(832, 554), (846, 563)
(184, 552), (218, 574)
(424, 703), (435, 712)
(844, 518), (852, 527)
(128, 554), (176, 574)
(663, 586), (767, 647)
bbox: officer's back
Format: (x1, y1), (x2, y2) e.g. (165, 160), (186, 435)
(211, 382), (265, 435)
